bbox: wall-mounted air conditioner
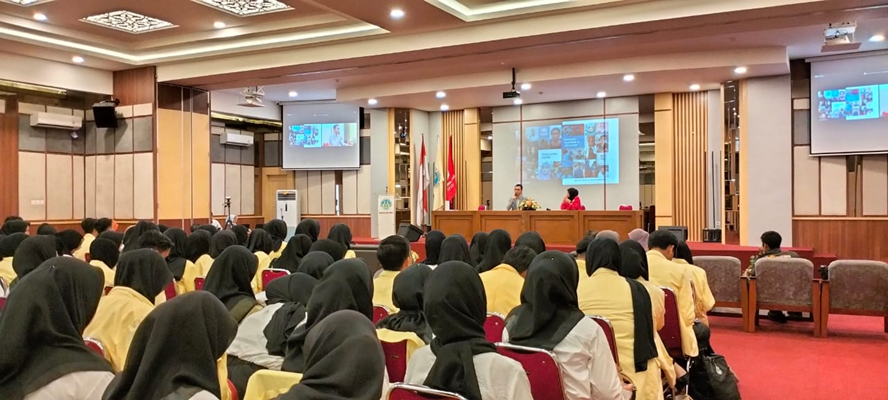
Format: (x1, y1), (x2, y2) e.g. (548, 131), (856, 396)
(29, 112), (83, 130)
(221, 130), (254, 146)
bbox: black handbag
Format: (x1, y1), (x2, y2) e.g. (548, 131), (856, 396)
(689, 351), (741, 400)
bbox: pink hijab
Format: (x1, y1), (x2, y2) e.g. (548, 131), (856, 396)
(628, 229), (650, 251)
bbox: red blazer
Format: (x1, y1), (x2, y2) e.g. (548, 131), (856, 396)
(561, 196), (585, 210)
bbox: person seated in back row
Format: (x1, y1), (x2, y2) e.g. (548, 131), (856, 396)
(749, 230), (801, 323)
(373, 235), (413, 312)
(645, 230), (698, 359)
(479, 245), (537, 317)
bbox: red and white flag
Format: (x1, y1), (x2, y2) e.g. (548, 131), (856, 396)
(416, 136), (428, 224)
(446, 135), (457, 205)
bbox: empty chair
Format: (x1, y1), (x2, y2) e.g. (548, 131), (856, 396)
(748, 258), (821, 336)
(495, 343), (566, 400)
(379, 334), (425, 383)
(387, 383), (468, 400)
(374, 304), (392, 324)
(694, 256), (749, 328)
(484, 312), (506, 343)
(821, 260), (888, 337)
(262, 268), (290, 290)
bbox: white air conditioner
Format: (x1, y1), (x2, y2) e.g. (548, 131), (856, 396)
(30, 112), (83, 130)
(276, 190), (300, 234)
(221, 130), (254, 146)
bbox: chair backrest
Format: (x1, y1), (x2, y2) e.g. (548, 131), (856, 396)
(103, 286), (113, 295)
(658, 286), (684, 359)
(496, 342), (566, 400)
(387, 383), (468, 400)
(755, 258), (814, 306)
(84, 253), (91, 262)
(380, 339), (409, 383)
(484, 312), (506, 343)
(194, 277), (206, 291)
(827, 260), (888, 311)
(693, 256), (741, 303)
(373, 305), (391, 324)
(84, 337), (105, 357)
(262, 268), (291, 289)
(164, 281), (177, 300)
(588, 315), (619, 365)
(228, 379), (238, 400)
(0, 276), (8, 296)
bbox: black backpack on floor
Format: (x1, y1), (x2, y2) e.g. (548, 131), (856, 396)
(688, 350), (741, 400)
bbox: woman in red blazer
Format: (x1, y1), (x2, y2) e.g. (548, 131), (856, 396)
(560, 187), (585, 210)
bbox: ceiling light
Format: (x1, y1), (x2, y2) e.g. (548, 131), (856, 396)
(2, 0), (54, 5)
(520, 83), (532, 90)
(623, 74), (635, 82)
(214, 21), (226, 29)
(390, 8), (405, 19)
(368, 98), (378, 105)
(596, 91), (606, 98)
(71, 56), (84, 63)
(33, 13), (47, 21)
(487, 135), (493, 140)
(690, 84), (701, 91)
(81, 10), (176, 34)
(734, 66), (748, 74)
(513, 98), (523, 105)
(870, 34), (886, 42)
(440, 104), (450, 111)
(436, 91), (446, 99)
(194, 0), (292, 16)
(288, 91), (298, 98)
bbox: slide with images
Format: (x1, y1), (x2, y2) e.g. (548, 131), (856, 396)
(817, 84), (888, 121)
(287, 123), (358, 148)
(522, 118), (620, 185)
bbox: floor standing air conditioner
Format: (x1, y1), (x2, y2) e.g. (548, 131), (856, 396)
(276, 190), (300, 231)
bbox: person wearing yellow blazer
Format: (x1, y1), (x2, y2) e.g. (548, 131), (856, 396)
(265, 219), (292, 261)
(373, 235), (413, 313)
(376, 263), (434, 355)
(247, 229), (275, 293)
(74, 218), (97, 261)
(673, 241), (716, 327)
(645, 231), (699, 358)
(84, 249), (172, 372)
(182, 230), (213, 293)
(327, 223), (357, 260)
(163, 228), (194, 295)
(479, 246), (536, 317)
(578, 238), (661, 400)
(0, 233), (27, 286)
(89, 238), (120, 289)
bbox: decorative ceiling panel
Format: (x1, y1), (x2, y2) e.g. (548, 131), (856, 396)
(194, 0), (293, 17)
(81, 10), (177, 34)
(0, 0), (54, 6)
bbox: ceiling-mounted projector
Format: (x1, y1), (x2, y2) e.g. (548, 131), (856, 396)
(503, 67), (521, 99)
(822, 21), (861, 53)
(239, 86), (266, 108)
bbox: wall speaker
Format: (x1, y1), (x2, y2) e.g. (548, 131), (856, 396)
(398, 223), (423, 242)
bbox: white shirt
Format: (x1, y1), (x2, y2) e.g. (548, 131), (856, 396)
(226, 303), (292, 370)
(24, 371), (115, 400)
(504, 318), (624, 400)
(404, 345), (533, 400)
(189, 390), (219, 400)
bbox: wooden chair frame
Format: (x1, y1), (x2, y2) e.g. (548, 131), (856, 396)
(747, 276), (822, 337)
(820, 280), (888, 338)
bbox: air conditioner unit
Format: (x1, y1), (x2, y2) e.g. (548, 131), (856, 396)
(220, 130), (254, 146)
(276, 190), (300, 234)
(30, 112), (83, 130)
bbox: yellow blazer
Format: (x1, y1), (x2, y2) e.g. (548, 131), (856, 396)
(83, 286), (155, 372)
(479, 264), (525, 317)
(646, 251), (699, 357)
(90, 259), (116, 289)
(74, 233), (96, 261)
(674, 259), (716, 326)
(182, 254), (214, 292)
(0, 257), (16, 287)
(373, 270), (400, 312)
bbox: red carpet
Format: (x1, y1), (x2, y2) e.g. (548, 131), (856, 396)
(709, 315), (888, 399)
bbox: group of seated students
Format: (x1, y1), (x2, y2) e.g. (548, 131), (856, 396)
(0, 213), (729, 400)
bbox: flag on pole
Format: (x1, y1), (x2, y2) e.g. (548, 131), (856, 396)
(416, 136), (428, 225)
(446, 135), (457, 203)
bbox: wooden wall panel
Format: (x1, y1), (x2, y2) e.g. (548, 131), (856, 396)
(357, 165), (371, 214)
(820, 157), (847, 216)
(191, 113), (211, 220)
(18, 152), (45, 220)
(211, 163), (225, 216)
(307, 171), (323, 215)
(241, 166), (255, 215)
(95, 155), (114, 217)
(295, 170), (308, 215)
(862, 155), (888, 216)
(156, 109), (184, 220)
(654, 93), (674, 228)
(72, 156), (84, 219)
(133, 153), (154, 219)
(261, 167), (295, 221)
(442, 110), (465, 209)
(114, 154), (134, 219)
(342, 170), (358, 214)
(224, 164), (242, 215)
(792, 146), (820, 215)
(46, 154), (73, 220)
(85, 156), (96, 217)
(672, 92), (708, 241)
(304, 215), (372, 239)
(113, 67), (156, 106)
(321, 170), (336, 214)
(0, 106), (19, 218)
(794, 218), (888, 261)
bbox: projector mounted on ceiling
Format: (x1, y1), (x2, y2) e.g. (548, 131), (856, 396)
(239, 86), (266, 108)
(503, 67), (521, 99)
(821, 21), (861, 53)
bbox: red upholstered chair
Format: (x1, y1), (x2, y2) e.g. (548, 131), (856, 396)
(483, 312), (505, 343)
(588, 315), (619, 365)
(262, 268), (290, 289)
(0, 277), (7, 311)
(84, 337), (105, 357)
(164, 281), (177, 300)
(496, 343), (566, 400)
(659, 287), (684, 360)
(380, 340), (409, 383)
(373, 305), (391, 325)
(103, 286), (113, 295)
(84, 253), (91, 262)
(386, 383), (468, 400)
(228, 379), (238, 400)
(194, 277), (206, 291)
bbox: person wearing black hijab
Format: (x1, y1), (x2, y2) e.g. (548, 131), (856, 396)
(279, 310), (386, 400)
(231, 225), (249, 246)
(438, 234), (472, 265)
(36, 223), (57, 235)
(247, 229), (274, 255)
(56, 229), (84, 256)
(308, 239), (347, 262)
(163, 228), (191, 283)
(403, 261), (531, 400)
(0, 219), (29, 236)
(376, 263), (433, 344)
(468, 232), (488, 267)
(421, 230), (445, 268)
(327, 223), (353, 250)
(0, 233), (27, 285)
(122, 221), (159, 252)
(283, 258), (373, 373)
(476, 229), (511, 273)
(186, 230), (212, 263)
(197, 224), (219, 236)
(270, 234), (312, 273)
(0, 257), (113, 400)
(505, 251), (624, 400)
(293, 218), (320, 243)
(577, 238), (660, 400)
(296, 252), (335, 280)
(202, 246), (259, 323)
(209, 231), (238, 259)
(99, 231), (125, 249)
(182, 230), (214, 293)
(514, 231), (546, 254)
(90, 237), (122, 288)
(264, 219), (289, 254)
(102, 291), (238, 400)
(10, 235), (57, 288)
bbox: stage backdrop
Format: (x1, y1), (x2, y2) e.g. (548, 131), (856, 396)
(492, 97), (640, 211)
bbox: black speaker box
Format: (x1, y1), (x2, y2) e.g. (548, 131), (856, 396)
(398, 223), (423, 242)
(702, 228), (722, 243)
(92, 101), (118, 129)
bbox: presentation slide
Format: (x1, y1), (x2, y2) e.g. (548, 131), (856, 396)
(522, 118), (620, 185)
(811, 55), (888, 155)
(282, 103), (361, 170)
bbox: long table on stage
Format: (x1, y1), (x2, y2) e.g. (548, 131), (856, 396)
(431, 210), (644, 246)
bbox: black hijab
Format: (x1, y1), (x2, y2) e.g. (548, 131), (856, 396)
(186, 230), (212, 263)
(0, 257), (110, 400)
(567, 187), (579, 201)
(122, 221), (158, 253)
(280, 310), (385, 400)
(438, 234), (471, 264)
(163, 228), (189, 281)
(476, 229), (511, 273)
(197, 224), (218, 236)
(98, 231), (124, 248)
(36, 223), (56, 235)
(309, 239), (347, 262)
(12, 235), (57, 282)
(0, 233), (27, 259)
(231, 225), (249, 246)
(56, 229), (84, 256)
(271, 234), (313, 273)
(468, 232), (488, 266)
(102, 292), (237, 400)
(264, 219), (288, 252)
(247, 229), (274, 254)
(0, 219), (28, 236)
(297, 252), (335, 280)
(89, 238), (120, 269)
(202, 246), (258, 322)
(507, 251), (584, 350)
(294, 218), (320, 242)
(283, 258), (373, 373)
(209, 231), (238, 259)
(619, 241), (650, 281)
(375, 264), (433, 343)
(327, 224), (352, 250)
(422, 230), (445, 265)
(114, 249), (173, 304)
(515, 231), (546, 254)
(263, 273), (318, 356)
(423, 261), (496, 400)
(587, 238), (657, 372)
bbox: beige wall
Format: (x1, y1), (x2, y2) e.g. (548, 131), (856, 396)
(210, 126), (256, 216)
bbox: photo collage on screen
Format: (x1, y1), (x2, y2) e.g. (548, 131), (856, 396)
(817, 84), (888, 121)
(287, 123), (357, 148)
(522, 118), (620, 185)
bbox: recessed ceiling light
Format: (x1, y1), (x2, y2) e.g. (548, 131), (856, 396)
(596, 91), (606, 98)
(487, 135), (493, 140)
(81, 10), (177, 34)
(368, 98), (378, 105)
(436, 91), (446, 99)
(690, 84), (701, 91)
(390, 8), (405, 19)
(214, 21), (226, 29)
(513, 98), (523, 105)
(623, 74), (635, 82)
(33, 13), (47, 21)
(72, 56), (84, 63)
(870, 34), (885, 42)
(194, 0), (292, 16)
(288, 91), (298, 98)
(734, 66), (748, 74)
(520, 83), (532, 90)
(440, 104), (450, 111)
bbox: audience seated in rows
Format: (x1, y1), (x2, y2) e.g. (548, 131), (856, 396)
(73, 218), (97, 261)
(479, 245), (536, 316)
(373, 235), (413, 312)
(646, 230), (699, 358)
(439, 234), (472, 265)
